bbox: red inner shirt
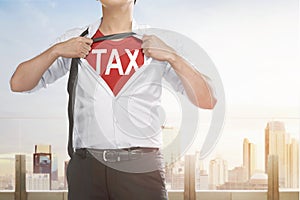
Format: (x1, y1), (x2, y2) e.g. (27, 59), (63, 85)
(86, 30), (144, 96)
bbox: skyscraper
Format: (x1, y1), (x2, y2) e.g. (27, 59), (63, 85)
(265, 121), (287, 187)
(243, 138), (256, 180)
(267, 155), (279, 200)
(50, 154), (59, 190)
(33, 145), (52, 189)
(51, 154), (58, 181)
(286, 138), (299, 188)
(208, 157), (228, 189)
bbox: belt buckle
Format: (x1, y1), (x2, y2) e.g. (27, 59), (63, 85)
(103, 150), (119, 162)
(129, 149), (143, 160)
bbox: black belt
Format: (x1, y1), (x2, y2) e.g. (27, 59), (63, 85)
(75, 147), (158, 162)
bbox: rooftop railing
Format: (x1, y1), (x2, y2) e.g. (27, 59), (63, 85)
(0, 155), (299, 200)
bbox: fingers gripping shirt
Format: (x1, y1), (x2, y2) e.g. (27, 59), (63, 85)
(27, 19), (192, 149)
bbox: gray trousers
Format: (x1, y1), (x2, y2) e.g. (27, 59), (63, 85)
(67, 149), (168, 200)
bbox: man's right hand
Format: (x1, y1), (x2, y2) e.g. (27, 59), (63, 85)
(10, 36), (93, 92)
(54, 37), (93, 59)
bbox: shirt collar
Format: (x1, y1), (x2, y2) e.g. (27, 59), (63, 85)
(87, 18), (139, 38)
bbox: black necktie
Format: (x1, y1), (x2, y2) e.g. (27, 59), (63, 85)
(67, 29), (137, 158)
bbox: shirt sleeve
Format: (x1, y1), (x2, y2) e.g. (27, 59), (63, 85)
(25, 27), (87, 93)
(162, 61), (217, 99)
(162, 62), (186, 96)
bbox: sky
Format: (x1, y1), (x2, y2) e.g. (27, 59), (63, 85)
(0, 0), (299, 176)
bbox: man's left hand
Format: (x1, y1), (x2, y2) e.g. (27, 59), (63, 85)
(142, 35), (176, 62)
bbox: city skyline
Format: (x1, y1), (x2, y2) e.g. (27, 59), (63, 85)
(206, 121), (299, 190)
(0, 120), (299, 191)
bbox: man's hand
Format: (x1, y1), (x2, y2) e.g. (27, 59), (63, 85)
(142, 35), (176, 62)
(54, 37), (93, 58)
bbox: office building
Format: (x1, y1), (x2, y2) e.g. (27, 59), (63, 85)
(209, 157), (228, 189)
(33, 145), (52, 189)
(26, 173), (50, 190)
(243, 138), (256, 181)
(265, 121), (287, 187)
(286, 138), (299, 188)
(197, 170), (209, 190)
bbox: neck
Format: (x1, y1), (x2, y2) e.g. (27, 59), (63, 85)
(100, 4), (133, 35)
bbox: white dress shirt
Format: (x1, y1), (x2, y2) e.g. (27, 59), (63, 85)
(29, 19), (190, 150)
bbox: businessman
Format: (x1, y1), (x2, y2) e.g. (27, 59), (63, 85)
(10, 0), (216, 199)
